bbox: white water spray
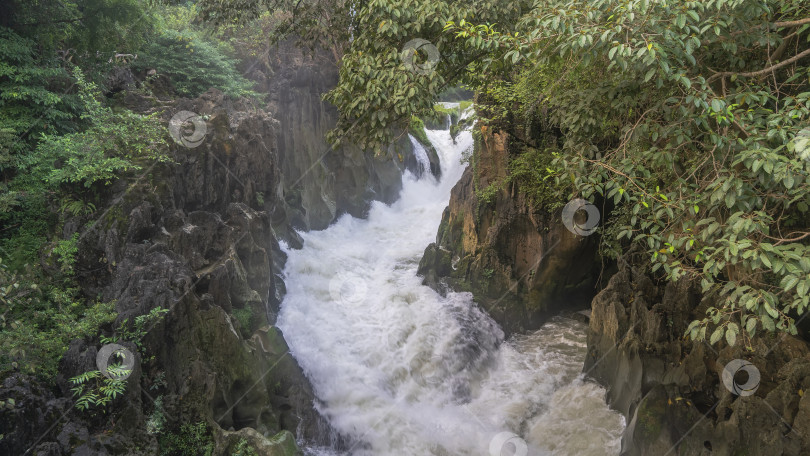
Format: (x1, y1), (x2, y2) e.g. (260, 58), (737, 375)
(277, 106), (624, 455)
(407, 134), (432, 176)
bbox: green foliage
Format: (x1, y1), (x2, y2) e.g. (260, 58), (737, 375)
(311, 0), (810, 347)
(198, 0), (355, 55)
(232, 307), (254, 334)
(507, 148), (564, 210)
(455, 0), (810, 347)
(146, 395), (167, 435)
(159, 422), (215, 456)
(6, 0), (153, 58)
(52, 233), (79, 275)
(0, 193), (53, 270)
(70, 306), (168, 412)
(409, 116), (431, 146)
(60, 197), (97, 217)
(135, 28), (257, 98)
(319, 0), (531, 152)
(476, 181), (501, 205)
(0, 0), (251, 393)
(100, 307), (169, 353)
(0, 32), (166, 383)
(0, 259), (117, 379)
(20, 68), (168, 189)
(431, 103), (461, 125)
(0, 27), (76, 163)
(69, 361), (130, 412)
(232, 438), (259, 456)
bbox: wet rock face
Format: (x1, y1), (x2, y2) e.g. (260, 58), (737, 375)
(418, 130), (600, 335)
(587, 255), (810, 455)
(254, 40), (414, 231)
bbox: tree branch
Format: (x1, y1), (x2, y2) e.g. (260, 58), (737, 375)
(708, 47), (810, 82)
(774, 18), (810, 28)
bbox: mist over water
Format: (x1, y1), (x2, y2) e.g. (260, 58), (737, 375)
(276, 108), (625, 455)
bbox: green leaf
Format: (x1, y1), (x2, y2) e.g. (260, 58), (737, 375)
(710, 327), (724, 345)
(725, 192), (736, 208)
(764, 301), (778, 319)
(761, 314), (775, 332)
(725, 328), (737, 346)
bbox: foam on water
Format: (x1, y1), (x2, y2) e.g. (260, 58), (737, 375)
(407, 134), (432, 176)
(277, 106), (624, 455)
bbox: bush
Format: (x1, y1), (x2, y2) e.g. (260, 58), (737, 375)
(0, 257), (117, 380)
(19, 68), (169, 189)
(159, 422), (215, 456)
(136, 29), (256, 98)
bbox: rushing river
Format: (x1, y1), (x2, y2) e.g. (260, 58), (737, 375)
(276, 107), (625, 455)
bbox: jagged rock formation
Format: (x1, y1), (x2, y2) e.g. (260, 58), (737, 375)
(2, 36), (424, 452)
(0, 90), (315, 456)
(587, 252), (810, 455)
(416, 117), (810, 455)
(249, 40), (421, 232)
(418, 130), (601, 334)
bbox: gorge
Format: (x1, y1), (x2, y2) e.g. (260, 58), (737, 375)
(1, 1), (810, 456)
(277, 116), (625, 455)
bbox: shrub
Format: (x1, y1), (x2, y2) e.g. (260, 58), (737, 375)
(136, 29), (257, 98)
(159, 422), (215, 456)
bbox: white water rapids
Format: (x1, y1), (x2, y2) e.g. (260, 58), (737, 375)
(276, 109), (625, 455)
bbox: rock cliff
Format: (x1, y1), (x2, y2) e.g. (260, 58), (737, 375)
(1, 89), (313, 456)
(587, 251), (810, 455)
(1, 39), (420, 455)
(418, 130), (601, 334)
(249, 40), (421, 232)
(417, 120), (810, 455)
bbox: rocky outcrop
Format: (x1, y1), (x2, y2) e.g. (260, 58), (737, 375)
(587, 252), (810, 455)
(0, 90), (317, 456)
(418, 130), (601, 334)
(2, 35), (429, 454)
(249, 40), (418, 231)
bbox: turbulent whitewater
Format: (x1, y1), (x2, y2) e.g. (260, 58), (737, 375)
(276, 110), (625, 455)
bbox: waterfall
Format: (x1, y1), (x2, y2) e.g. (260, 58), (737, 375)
(407, 134), (432, 176)
(277, 105), (624, 455)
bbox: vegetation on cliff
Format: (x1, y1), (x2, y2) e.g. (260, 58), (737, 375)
(0, 0), (262, 381)
(213, 0), (810, 348)
(0, 1), (280, 453)
(450, 0), (810, 348)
